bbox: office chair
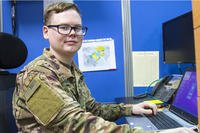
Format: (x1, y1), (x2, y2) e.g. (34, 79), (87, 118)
(0, 32), (28, 133)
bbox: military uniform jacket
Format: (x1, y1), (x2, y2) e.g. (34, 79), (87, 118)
(12, 48), (151, 133)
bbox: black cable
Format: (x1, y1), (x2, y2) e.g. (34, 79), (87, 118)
(191, 63), (195, 69)
(177, 63), (183, 74)
(145, 79), (160, 94)
(133, 79), (160, 98)
(11, 0), (16, 35)
(185, 63), (196, 71)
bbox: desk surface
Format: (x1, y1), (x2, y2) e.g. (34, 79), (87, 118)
(115, 96), (166, 106)
(116, 98), (197, 132)
(115, 96), (155, 104)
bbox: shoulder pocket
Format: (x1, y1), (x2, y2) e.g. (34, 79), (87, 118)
(25, 78), (65, 126)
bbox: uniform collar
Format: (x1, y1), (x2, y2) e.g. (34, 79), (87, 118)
(42, 48), (83, 75)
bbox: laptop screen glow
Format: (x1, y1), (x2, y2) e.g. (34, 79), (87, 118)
(172, 71), (198, 117)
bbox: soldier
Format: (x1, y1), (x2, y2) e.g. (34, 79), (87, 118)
(12, 2), (196, 133)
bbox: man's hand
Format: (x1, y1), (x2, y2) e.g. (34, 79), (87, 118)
(131, 101), (157, 115)
(131, 102), (197, 133)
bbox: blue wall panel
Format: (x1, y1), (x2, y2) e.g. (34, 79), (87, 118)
(2, 1), (12, 33)
(3, 1), (45, 73)
(131, 1), (193, 95)
(75, 1), (125, 102)
(2, 1), (193, 100)
(3, 1), (125, 102)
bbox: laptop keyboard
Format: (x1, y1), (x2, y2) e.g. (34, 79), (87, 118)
(145, 111), (182, 129)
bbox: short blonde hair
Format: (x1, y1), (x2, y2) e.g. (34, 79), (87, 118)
(44, 2), (81, 25)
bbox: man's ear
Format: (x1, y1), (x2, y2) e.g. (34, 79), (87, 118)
(43, 26), (49, 39)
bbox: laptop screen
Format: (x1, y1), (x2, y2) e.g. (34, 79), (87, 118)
(171, 70), (198, 117)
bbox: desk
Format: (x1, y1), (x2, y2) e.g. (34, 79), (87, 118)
(115, 97), (169, 130)
(115, 96), (145, 104)
(115, 96), (166, 106)
(115, 98), (197, 132)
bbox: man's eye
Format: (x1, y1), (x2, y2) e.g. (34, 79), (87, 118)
(60, 26), (70, 30)
(75, 27), (82, 31)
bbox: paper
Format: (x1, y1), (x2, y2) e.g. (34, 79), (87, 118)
(132, 51), (159, 87)
(145, 100), (164, 105)
(78, 38), (116, 72)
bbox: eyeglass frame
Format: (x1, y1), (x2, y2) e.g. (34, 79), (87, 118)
(46, 24), (88, 36)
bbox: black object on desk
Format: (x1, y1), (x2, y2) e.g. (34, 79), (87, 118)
(115, 95), (169, 108)
(115, 96), (154, 104)
(116, 74), (182, 105)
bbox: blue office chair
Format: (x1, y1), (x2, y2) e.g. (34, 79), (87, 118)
(0, 32), (28, 133)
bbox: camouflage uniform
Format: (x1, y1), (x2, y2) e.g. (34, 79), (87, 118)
(12, 48), (152, 133)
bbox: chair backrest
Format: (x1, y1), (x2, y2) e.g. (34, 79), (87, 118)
(0, 32), (27, 69)
(0, 74), (17, 133)
(0, 32), (28, 133)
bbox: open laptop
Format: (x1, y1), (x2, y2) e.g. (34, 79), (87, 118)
(126, 69), (198, 131)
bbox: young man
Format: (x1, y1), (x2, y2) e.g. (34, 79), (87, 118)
(12, 2), (196, 133)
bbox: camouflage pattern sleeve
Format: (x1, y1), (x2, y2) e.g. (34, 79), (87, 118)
(12, 51), (154, 133)
(69, 63), (133, 122)
(87, 100), (133, 122)
(77, 79), (132, 121)
(22, 72), (152, 133)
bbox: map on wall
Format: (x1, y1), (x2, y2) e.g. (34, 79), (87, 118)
(78, 38), (116, 72)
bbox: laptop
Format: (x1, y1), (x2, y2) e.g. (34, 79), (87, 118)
(126, 69), (198, 131)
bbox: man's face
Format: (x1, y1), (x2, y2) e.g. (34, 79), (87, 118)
(43, 9), (83, 57)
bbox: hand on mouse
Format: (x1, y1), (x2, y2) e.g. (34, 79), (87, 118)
(131, 101), (157, 115)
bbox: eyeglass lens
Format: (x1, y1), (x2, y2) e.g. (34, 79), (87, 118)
(58, 25), (86, 35)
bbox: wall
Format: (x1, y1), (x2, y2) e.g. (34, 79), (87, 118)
(75, 1), (125, 102)
(2, 1), (193, 101)
(0, 1), (2, 32)
(2, 1), (125, 102)
(2, 1), (44, 73)
(131, 0), (193, 95)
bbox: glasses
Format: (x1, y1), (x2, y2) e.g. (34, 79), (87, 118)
(47, 24), (88, 36)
